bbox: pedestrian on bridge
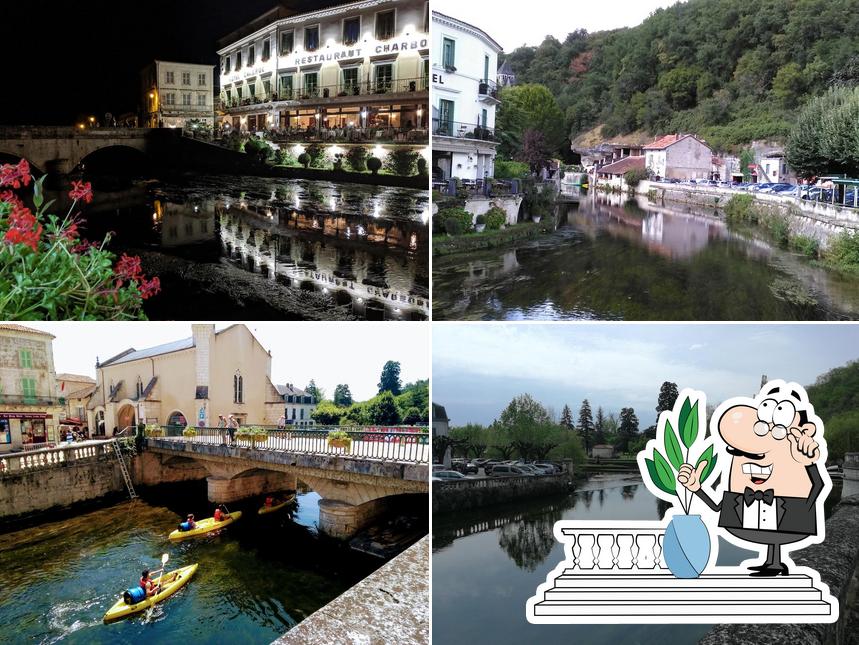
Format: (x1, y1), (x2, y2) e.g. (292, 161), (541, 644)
(217, 415), (227, 446)
(227, 415), (238, 446)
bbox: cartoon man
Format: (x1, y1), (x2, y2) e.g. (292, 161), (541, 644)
(678, 381), (825, 577)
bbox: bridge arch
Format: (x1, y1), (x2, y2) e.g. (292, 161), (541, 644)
(0, 151), (45, 177)
(77, 144), (152, 176)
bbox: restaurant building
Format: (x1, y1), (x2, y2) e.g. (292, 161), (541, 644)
(216, 0), (429, 136)
(431, 11), (502, 181)
(87, 324), (283, 435)
(0, 325), (64, 453)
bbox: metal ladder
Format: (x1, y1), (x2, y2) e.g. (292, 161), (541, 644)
(112, 438), (137, 500)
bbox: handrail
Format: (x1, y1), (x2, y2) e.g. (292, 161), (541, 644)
(0, 440), (113, 476)
(222, 76), (429, 108)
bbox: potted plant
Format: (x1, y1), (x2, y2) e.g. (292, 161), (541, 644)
(144, 424), (163, 438)
(250, 427), (269, 444)
(475, 214), (487, 233)
(327, 430), (352, 450)
(367, 157), (383, 175)
(235, 428), (254, 446)
(639, 393), (717, 579)
(182, 427), (197, 438)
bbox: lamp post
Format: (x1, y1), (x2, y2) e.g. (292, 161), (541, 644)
(417, 106), (423, 129)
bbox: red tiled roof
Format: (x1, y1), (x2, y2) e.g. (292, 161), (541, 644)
(0, 324), (55, 338)
(644, 134), (684, 150)
(598, 155), (646, 175)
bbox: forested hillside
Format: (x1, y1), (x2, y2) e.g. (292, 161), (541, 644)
(502, 0), (859, 150)
(806, 360), (859, 460)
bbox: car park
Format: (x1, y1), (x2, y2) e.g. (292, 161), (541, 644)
(488, 465), (532, 477)
(432, 470), (468, 481)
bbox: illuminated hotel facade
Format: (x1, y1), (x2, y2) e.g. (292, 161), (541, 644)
(217, 0), (430, 135)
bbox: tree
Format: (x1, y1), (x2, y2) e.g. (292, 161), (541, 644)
(340, 403), (369, 426)
(658, 65), (699, 110)
(365, 391), (401, 425)
(312, 401), (346, 426)
(305, 379), (324, 402)
(496, 394), (558, 460)
(378, 360), (402, 395)
(450, 423), (488, 458)
(786, 85), (859, 178)
(617, 407), (640, 453)
(656, 381), (679, 416)
(403, 407), (423, 426)
(333, 384), (353, 407)
(593, 406), (607, 445)
(578, 399), (594, 455)
(497, 84), (566, 160)
(771, 62), (805, 108)
(518, 128), (550, 170)
(560, 405), (574, 431)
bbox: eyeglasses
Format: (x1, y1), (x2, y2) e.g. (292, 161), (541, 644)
(753, 421), (787, 440)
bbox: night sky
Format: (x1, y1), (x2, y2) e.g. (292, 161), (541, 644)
(0, 1), (351, 125)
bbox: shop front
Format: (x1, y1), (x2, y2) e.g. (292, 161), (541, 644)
(0, 411), (58, 453)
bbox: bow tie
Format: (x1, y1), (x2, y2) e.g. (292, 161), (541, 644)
(743, 487), (774, 506)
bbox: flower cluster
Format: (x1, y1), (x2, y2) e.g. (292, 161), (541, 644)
(0, 159), (31, 190)
(115, 253), (161, 300)
(4, 204), (43, 251)
(69, 180), (93, 204)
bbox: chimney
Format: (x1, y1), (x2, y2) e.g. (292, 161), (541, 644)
(192, 324), (215, 392)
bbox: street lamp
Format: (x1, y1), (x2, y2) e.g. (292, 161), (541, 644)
(315, 111), (322, 134)
(417, 107), (423, 128)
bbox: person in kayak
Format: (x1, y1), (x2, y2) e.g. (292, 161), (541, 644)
(214, 506), (224, 522)
(140, 569), (157, 598)
(265, 496), (275, 508)
(186, 514), (196, 530)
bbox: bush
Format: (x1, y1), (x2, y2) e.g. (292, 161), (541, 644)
(244, 137), (274, 163)
(438, 207), (473, 234)
(494, 159), (530, 179)
(182, 427), (197, 437)
(792, 234), (820, 259)
(366, 391), (402, 425)
(444, 218), (463, 235)
(826, 231), (859, 272)
(273, 148), (295, 166)
(417, 157), (428, 176)
(333, 154), (345, 171)
(403, 406), (423, 425)
(0, 162), (159, 320)
(623, 167), (649, 189)
(384, 149), (419, 176)
(345, 146), (368, 172)
(724, 194), (757, 223)
(484, 206), (507, 230)
(313, 401), (347, 425)
(475, 214), (487, 225)
(305, 143), (327, 169)
(297, 152), (311, 168)
(367, 156), (383, 175)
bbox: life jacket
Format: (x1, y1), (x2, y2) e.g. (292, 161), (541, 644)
(214, 508), (223, 521)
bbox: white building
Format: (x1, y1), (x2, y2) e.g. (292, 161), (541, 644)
(141, 60), (215, 129)
(277, 383), (316, 428)
(431, 11), (502, 182)
(644, 134), (713, 181)
(216, 0), (429, 134)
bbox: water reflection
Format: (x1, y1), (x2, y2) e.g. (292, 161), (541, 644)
(433, 192), (859, 321)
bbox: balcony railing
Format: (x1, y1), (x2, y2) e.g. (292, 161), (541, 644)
(433, 118), (498, 142)
(0, 439), (124, 476)
(222, 77), (429, 109)
(0, 394), (63, 406)
(151, 425), (430, 464)
(478, 78), (500, 101)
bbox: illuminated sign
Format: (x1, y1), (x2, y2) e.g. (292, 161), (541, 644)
(291, 38), (428, 66)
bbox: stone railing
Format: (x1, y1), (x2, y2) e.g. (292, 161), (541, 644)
(433, 472), (573, 514)
(0, 440), (114, 476)
(555, 522), (669, 572)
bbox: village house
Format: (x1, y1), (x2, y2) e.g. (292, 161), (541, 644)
(590, 444), (616, 459)
(595, 155), (646, 190)
(432, 402), (451, 467)
(644, 134), (712, 181)
(56, 373), (96, 430)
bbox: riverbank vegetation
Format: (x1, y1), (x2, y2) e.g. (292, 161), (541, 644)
(806, 360), (859, 461)
(0, 160), (159, 320)
(501, 0), (859, 150)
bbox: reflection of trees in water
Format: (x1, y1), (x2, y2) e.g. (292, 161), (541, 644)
(497, 505), (565, 572)
(581, 489), (594, 509)
(598, 489), (605, 507)
(622, 484), (638, 500)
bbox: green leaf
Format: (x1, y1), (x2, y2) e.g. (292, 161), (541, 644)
(663, 419), (683, 470)
(681, 400), (699, 449)
(33, 176), (45, 209)
(652, 449), (676, 495)
(697, 447), (717, 483)
(645, 457), (675, 496)
(678, 397), (692, 434)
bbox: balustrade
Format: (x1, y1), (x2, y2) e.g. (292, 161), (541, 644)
(0, 440), (110, 475)
(557, 523), (668, 572)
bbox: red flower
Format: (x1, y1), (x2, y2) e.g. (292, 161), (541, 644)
(0, 159), (31, 189)
(71, 239), (97, 254)
(4, 205), (42, 251)
(61, 221), (80, 242)
(139, 277), (161, 300)
(115, 254), (144, 281)
(0, 190), (24, 210)
(69, 180), (93, 204)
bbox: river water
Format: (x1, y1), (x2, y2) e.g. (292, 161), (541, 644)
(432, 474), (846, 645)
(0, 483), (383, 644)
(432, 192), (859, 320)
(74, 174), (429, 320)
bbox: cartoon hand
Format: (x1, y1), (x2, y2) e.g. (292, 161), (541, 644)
(788, 427), (819, 465)
(677, 461), (707, 492)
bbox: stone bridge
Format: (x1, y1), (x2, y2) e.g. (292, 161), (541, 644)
(140, 429), (428, 539)
(0, 126), (180, 176)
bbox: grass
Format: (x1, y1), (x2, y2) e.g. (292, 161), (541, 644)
(433, 221), (553, 256)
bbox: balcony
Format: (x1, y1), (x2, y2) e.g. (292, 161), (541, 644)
(432, 118), (498, 142)
(0, 394), (63, 406)
(478, 79), (500, 102)
(221, 77), (429, 111)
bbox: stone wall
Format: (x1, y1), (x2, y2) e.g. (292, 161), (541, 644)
(699, 494), (859, 645)
(433, 473), (574, 515)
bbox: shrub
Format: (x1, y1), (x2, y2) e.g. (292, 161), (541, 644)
(273, 148), (295, 166)
(768, 216), (790, 248)
(826, 231), (859, 272)
(724, 194), (757, 223)
(494, 159), (530, 179)
(0, 161), (159, 320)
(182, 427), (197, 437)
(244, 137), (274, 163)
(403, 406), (423, 425)
(623, 167), (649, 189)
(438, 207), (473, 234)
(297, 152), (311, 168)
(383, 149), (419, 176)
(367, 157), (383, 175)
(306, 143), (327, 169)
(475, 214), (487, 225)
(333, 154), (345, 171)
(345, 146), (368, 172)
(327, 429), (352, 448)
(484, 206), (507, 230)
(417, 157), (428, 176)
(444, 218), (463, 235)
(792, 234), (820, 259)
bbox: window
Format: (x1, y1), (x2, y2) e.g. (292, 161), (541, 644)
(262, 39), (271, 61)
(136, 377), (144, 399)
(304, 26), (319, 51)
(18, 349), (32, 368)
(21, 378), (37, 402)
(442, 38), (456, 69)
(248, 82), (256, 97)
(164, 93), (176, 105)
(291, 408), (296, 420)
(376, 10), (395, 40)
(342, 67), (359, 93)
(248, 45), (255, 66)
(484, 55), (490, 82)
(374, 64), (393, 93)
(236, 86), (243, 99)
(233, 373), (243, 403)
(198, 94), (206, 106)
(482, 108), (488, 128)
(280, 31), (294, 55)
(438, 99), (454, 135)
(182, 72), (191, 85)
(263, 79), (271, 96)
(182, 93), (192, 106)
(343, 17), (360, 45)
(165, 71), (175, 84)
(198, 73), (206, 86)
(0, 419), (10, 444)
(303, 72), (318, 97)
(224, 57), (231, 73)
(235, 51), (242, 69)
(300, 408), (305, 420)
(280, 75), (294, 98)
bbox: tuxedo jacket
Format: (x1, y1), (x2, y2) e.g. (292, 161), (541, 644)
(693, 465), (824, 537)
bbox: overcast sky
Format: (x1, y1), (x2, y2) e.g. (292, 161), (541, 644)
(433, 323), (859, 427)
(432, 0), (686, 51)
(24, 322), (429, 402)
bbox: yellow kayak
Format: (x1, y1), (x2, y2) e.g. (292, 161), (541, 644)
(257, 494), (296, 515)
(168, 511), (242, 541)
(103, 564), (198, 623)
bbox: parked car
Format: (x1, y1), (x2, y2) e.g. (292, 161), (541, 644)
(432, 470), (468, 481)
(451, 461), (478, 475)
(432, 464), (446, 471)
(488, 465), (532, 477)
(535, 463), (560, 474)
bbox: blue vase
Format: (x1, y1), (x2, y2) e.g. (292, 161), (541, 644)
(663, 514), (710, 578)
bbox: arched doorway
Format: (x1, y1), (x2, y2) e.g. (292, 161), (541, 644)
(167, 411), (188, 430)
(117, 405), (136, 432)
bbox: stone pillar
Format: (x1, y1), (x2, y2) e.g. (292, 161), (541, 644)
(207, 470), (296, 504)
(192, 324), (214, 427)
(318, 497), (389, 540)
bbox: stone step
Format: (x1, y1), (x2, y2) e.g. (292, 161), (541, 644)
(532, 599), (834, 617)
(553, 572), (815, 588)
(544, 587), (822, 602)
